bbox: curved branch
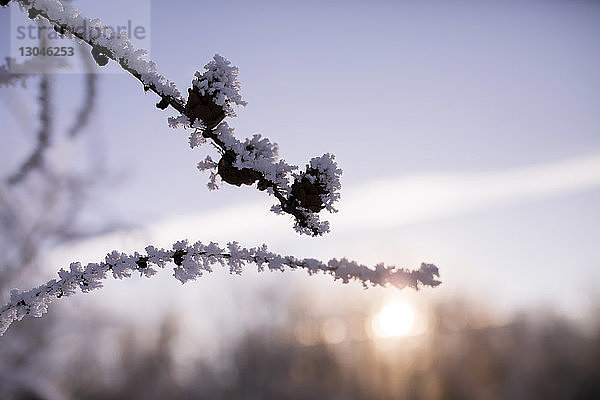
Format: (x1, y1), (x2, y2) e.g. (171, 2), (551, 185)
(0, 239), (440, 336)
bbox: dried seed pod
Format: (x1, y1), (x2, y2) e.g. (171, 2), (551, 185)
(53, 25), (66, 35)
(185, 87), (226, 129)
(217, 156), (260, 187)
(135, 257), (149, 269)
(156, 97), (170, 110)
(27, 8), (40, 19)
(172, 249), (186, 266)
(91, 47), (109, 67)
(257, 179), (270, 191)
(290, 177), (325, 212)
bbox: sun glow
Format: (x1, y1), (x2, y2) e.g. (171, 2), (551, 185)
(371, 301), (415, 338)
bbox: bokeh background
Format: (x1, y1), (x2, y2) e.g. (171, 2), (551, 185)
(1, 0), (599, 398)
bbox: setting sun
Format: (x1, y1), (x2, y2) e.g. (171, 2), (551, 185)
(371, 301), (415, 338)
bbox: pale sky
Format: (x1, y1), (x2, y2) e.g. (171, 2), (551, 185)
(1, 0), (600, 325)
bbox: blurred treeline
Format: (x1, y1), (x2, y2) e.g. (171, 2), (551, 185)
(2, 296), (600, 400)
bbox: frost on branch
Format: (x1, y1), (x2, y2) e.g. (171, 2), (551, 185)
(291, 153), (342, 213)
(187, 54), (247, 124)
(175, 55), (342, 235)
(196, 122), (342, 235)
(0, 240), (440, 336)
(14, 0), (183, 102)
(212, 122), (296, 189)
(9, 0), (344, 235)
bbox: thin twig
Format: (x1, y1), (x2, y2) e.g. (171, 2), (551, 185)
(68, 44), (97, 137)
(7, 75), (53, 185)
(14, 0), (338, 236)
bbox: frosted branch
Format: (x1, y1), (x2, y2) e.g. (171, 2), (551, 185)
(13, 0), (183, 103)
(0, 239), (440, 336)
(9, 0), (343, 236)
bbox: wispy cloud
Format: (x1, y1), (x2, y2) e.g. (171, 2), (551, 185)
(141, 152), (600, 243)
(46, 152), (600, 322)
(333, 152), (600, 230)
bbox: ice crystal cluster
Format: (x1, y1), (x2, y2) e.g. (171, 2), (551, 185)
(8, 0), (344, 236)
(191, 54), (247, 118)
(180, 57), (342, 236)
(0, 240), (441, 336)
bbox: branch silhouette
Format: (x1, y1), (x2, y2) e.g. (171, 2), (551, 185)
(10, 0), (342, 235)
